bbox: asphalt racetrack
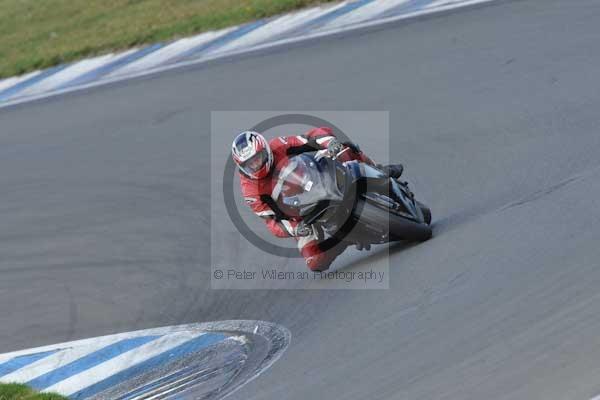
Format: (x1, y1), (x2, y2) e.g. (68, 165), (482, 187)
(2, 0), (600, 399)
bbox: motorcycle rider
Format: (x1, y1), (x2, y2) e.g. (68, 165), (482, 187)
(231, 127), (404, 272)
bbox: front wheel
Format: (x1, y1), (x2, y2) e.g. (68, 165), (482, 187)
(357, 199), (432, 242)
(416, 201), (432, 225)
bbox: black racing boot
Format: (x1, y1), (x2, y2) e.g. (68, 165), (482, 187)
(378, 163), (404, 180)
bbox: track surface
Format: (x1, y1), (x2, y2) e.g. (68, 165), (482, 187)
(2, 0), (600, 399)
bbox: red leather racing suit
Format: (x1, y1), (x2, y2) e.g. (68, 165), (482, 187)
(238, 127), (373, 271)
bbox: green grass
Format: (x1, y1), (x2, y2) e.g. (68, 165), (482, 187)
(0, 383), (67, 400)
(0, 0), (337, 79)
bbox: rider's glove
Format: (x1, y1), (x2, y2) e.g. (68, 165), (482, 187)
(326, 138), (345, 157)
(342, 141), (361, 154)
(294, 221), (313, 237)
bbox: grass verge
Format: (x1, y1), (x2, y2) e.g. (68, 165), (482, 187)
(0, 383), (67, 400)
(0, 0), (338, 79)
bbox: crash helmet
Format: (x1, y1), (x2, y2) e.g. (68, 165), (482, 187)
(231, 131), (274, 179)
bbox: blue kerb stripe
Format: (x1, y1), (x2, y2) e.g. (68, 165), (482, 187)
(58, 43), (165, 89)
(288, 0), (375, 35)
(0, 64), (68, 102)
(383, 0), (435, 17)
(70, 333), (227, 400)
(176, 20), (268, 61)
(0, 350), (60, 378)
(27, 335), (160, 391)
(118, 348), (243, 400)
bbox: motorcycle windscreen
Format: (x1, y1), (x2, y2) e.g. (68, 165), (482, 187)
(274, 155), (343, 217)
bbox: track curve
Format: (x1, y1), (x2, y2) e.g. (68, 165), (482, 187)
(2, 0), (600, 399)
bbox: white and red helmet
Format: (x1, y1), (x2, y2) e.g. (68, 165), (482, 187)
(231, 131), (273, 179)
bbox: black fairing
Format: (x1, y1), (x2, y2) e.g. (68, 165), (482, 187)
(273, 153), (426, 246)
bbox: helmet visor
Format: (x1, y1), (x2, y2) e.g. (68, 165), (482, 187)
(239, 148), (269, 176)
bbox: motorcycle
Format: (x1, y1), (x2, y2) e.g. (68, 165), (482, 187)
(272, 151), (432, 249)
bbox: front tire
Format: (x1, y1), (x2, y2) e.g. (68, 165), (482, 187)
(416, 201), (432, 225)
(356, 200), (432, 242)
